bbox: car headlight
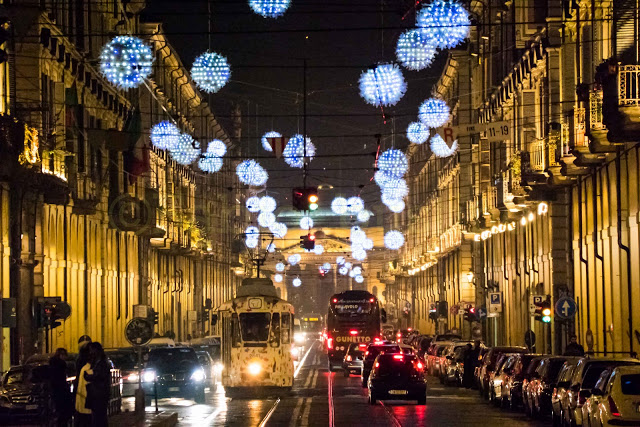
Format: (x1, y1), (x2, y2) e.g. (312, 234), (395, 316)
(294, 332), (305, 344)
(248, 362), (262, 376)
(191, 369), (206, 382)
(142, 370), (156, 383)
(213, 363), (224, 374)
(291, 347), (300, 357)
(126, 373), (139, 382)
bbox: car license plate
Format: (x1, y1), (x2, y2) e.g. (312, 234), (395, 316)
(26, 404), (38, 410)
(389, 390), (408, 395)
(168, 387), (180, 392)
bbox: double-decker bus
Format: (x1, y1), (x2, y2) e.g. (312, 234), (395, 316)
(325, 290), (386, 371)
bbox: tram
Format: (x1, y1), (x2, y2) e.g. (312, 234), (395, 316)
(212, 278), (295, 394)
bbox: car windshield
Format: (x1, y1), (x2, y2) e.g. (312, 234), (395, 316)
(366, 345), (400, 360)
(106, 351), (137, 370)
(376, 355), (418, 377)
(546, 359), (568, 381)
(147, 348), (198, 371)
(4, 365), (49, 385)
(621, 374), (640, 395)
(582, 365), (611, 389)
(239, 313), (271, 342)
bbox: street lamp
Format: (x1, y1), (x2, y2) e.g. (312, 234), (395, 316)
(466, 271), (474, 284)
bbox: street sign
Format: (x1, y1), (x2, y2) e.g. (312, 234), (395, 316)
(555, 296), (577, 320)
(529, 294), (544, 315)
(485, 121), (510, 142)
(454, 123), (486, 137)
(436, 125), (457, 146)
(125, 317), (154, 346)
(476, 306), (487, 320)
(267, 137), (287, 158)
(488, 292), (502, 313)
(450, 304), (459, 315)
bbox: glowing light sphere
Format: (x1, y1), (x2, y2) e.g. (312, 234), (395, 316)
(352, 248), (367, 261)
(258, 212), (276, 228)
(407, 121), (429, 144)
(378, 149), (408, 179)
(322, 262), (331, 272)
(339, 266), (348, 275)
(150, 121), (180, 150)
(380, 178), (409, 198)
(347, 197), (364, 214)
(359, 63), (407, 107)
(170, 134), (201, 165)
(357, 210), (371, 223)
(245, 237), (258, 249)
(419, 98), (450, 128)
(300, 216), (313, 230)
(274, 274), (283, 283)
(267, 243), (276, 253)
(261, 131), (281, 151)
(269, 222), (288, 238)
(246, 226), (259, 237)
(292, 277), (302, 287)
(236, 159), (268, 186)
(249, 0), (291, 18)
(331, 197), (348, 215)
(396, 29), (437, 71)
(198, 153), (223, 173)
(344, 262), (353, 270)
(363, 238), (374, 250)
(381, 192), (401, 207)
(384, 230), (405, 250)
(350, 226), (366, 244)
(313, 244), (324, 255)
(349, 268), (357, 278)
(430, 134), (459, 158)
(191, 52), (231, 93)
(206, 139), (227, 157)
(336, 256), (345, 265)
(99, 36), (153, 89)
(355, 275), (365, 284)
(258, 196), (277, 213)
(283, 134), (316, 168)
(387, 199), (406, 213)
(275, 262), (285, 272)
(352, 266), (362, 275)
(416, 0), (471, 50)
(246, 196), (261, 213)
(288, 254), (299, 266)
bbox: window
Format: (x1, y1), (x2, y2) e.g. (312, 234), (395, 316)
(281, 313), (291, 344)
(621, 374), (640, 395)
(269, 313), (280, 347)
(231, 313), (241, 348)
(239, 313), (270, 342)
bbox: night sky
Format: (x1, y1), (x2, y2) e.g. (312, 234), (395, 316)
(144, 0), (444, 226)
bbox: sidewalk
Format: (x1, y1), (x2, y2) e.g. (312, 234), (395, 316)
(109, 410), (178, 427)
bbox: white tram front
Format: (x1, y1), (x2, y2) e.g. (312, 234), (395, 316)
(212, 278), (295, 394)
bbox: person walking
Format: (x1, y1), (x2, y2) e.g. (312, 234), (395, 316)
(462, 343), (475, 388)
(49, 348), (72, 426)
(83, 342), (111, 427)
(563, 335), (585, 356)
(75, 354), (92, 426)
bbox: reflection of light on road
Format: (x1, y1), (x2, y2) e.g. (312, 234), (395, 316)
(295, 342), (315, 378)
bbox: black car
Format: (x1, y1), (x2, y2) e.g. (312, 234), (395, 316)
(361, 342), (401, 387)
(142, 347), (206, 403)
(106, 348), (141, 397)
(0, 363), (57, 423)
(342, 343), (366, 377)
(368, 353), (427, 405)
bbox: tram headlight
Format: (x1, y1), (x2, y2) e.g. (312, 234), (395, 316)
(248, 362), (262, 376)
(191, 368), (206, 382)
(142, 369), (156, 383)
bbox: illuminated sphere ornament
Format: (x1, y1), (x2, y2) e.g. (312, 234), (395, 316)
(150, 121), (180, 150)
(274, 274), (283, 283)
(396, 29), (437, 71)
(384, 230), (405, 250)
(336, 256), (345, 265)
(313, 244), (324, 255)
(355, 275), (365, 284)
(407, 121), (429, 144)
(347, 197), (364, 214)
(246, 196), (261, 213)
(191, 52), (230, 93)
(350, 226), (366, 244)
(300, 216), (313, 230)
(378, 149), (408, 179)
(236, 159), (268, 186)
(283, 134), (316, 168)
(170, 134), (200, 165)
(419, 98), (450, 128)
(292, 277), (302, 287)
(206, 139), (227, 157)
(261, 131), (281, 152)
(387, 199), (406, 213)
(292, 254), (301, 264)
(339, 266), (348, 275)
(363, 238), (374, 250)
(249, 0), (291, 18)
(259, 196), (277, 213)
(344, 262), (353, 270)
(322, 262), (331, 272)
(246, 237), (258, 249)
(99, 36), (153, 89)
(352, 248), (367, 261)
(267, 243), (276, 253)
(331, 197), (348, 215)
(430, 134), (459, 158)
(269, 222), (287, 238)
(288, 254), (299, 266)
(357, 210), (371, 223)
(381, 192), (404, 208)
(198, 153), (223, 173)
(380, 178), (409, 198)
(416, 0), (471, 50)
(359, 63), (407, 107)
(246, 226), (259, 237)
(352, 266), (362, 276)
(258, 212), (276, 228)
(275, 262), (285, 272)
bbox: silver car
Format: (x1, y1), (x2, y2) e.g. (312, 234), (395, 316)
(343, 343), (366, 377)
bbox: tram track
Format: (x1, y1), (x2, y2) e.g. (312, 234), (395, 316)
(380, 402), (403, 427)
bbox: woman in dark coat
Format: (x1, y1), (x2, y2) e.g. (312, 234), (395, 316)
(83, 342), (111, 427)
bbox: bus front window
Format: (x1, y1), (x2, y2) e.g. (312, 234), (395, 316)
(239, 313), (271, 342)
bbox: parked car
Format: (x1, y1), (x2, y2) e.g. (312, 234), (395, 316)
(552, 358), (582, 425)
(582, 365), (640, 427)
(428, 342), (455, 377)
(361, 342), (401, 387)
(477, 346), (528, 399)
(489, 354), (517, 405)
(415, 336), (433, 360)
(105, 347), (141, 397)
(0, 363), (56, 423)
(502, 354), (543, 410)
(343, 343), (366, 377)
(196, 351), (217, 388)
(525, 356), (575, 419)
(434, 333), (462, 342)
(367, 353), (427, 405)
(141, 347), (206, 403)
(443, 344), (470, 386)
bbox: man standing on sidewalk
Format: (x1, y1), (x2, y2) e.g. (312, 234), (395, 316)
(563, 335), (585, 356)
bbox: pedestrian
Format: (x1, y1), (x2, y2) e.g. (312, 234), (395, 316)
(75, 335), (91, 390)
(462, 343), (475, 388)
(49, 348), (72, 426)
(84, 342), (111, 427)
(563, 335), (585, 356)
(75, 356), (92, 426)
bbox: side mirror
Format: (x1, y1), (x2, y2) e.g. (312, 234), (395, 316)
(381, 309), (387, 323)
(211, 314), (218, 326)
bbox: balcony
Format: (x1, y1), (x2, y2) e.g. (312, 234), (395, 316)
(598, 62), (640, 143)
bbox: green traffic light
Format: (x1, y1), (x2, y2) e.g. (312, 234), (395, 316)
(309, 203), (318, 210)
(542, 315), (551, 323)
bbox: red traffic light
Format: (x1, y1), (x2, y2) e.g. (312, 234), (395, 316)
(469, 307), (475, 314)
(309, 233), (315, 241)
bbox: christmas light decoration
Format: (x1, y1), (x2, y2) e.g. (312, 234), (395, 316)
(288, 254), (298, 266)
(336, 256), (345, 265)
(355, 275), (364, 284)
(344, 262), (352, 270)
(352, 266), (362, 276)
(99, 36), (153, 89)
(347, 196), (364, 214)
(274, 274), (283, 283)
(339, 266), (348, 275)
(246, 226), (259, 237)
(191, 52), (231, 93)
(387, 199), (406, 213)
(246, 236), (259, 249)
(275, 262), (285, 272)
(261, 131), (281, 151)
(150, 121), (181, 150)
(357, 210), (371, 222)
(259, 196), (277, 213)
(313, 244), (324, 255)
(258, 212), (276, 228)
(418, 97), (450, 128)
(206, 139), (227, 157)
(236, 159), (268, 186)
(270, 222), (287, 238)
(396, 29), (437, 71)
(331, 197), (348, 215)
(384, 230), (405, 250)
(267, 243), (276, 253)
(416, 0), (471, 50)
(362, 238), (374, 250)
(249, 0), (291, 18)
(407, 121), (429, 144)
(170, 134), (201, 165)
(381, 191), (402, 206)
(359, 63), (407, 107)
(300, 216), (313, 230)
(246, 196), (261, 213)
(292, 277), (302, 287)
(430, 134), (459, 157)
(322, 262), (331, 272)
(352, 248), (367, 261)
(379, 178), (409, 198)
(378, 149), (408, 179)
(349, 268), (357, 278)
(350, 226), (366, 244)
(198, 153), (224, 173)
(283, 134), (316, 168)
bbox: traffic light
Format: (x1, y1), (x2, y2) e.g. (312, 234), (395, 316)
(35, 298), (71, 329)
(534, 296), (552, 323)
(428, 304), (437, 321)
(464, 304), (477, 322)
(292, 187), (319, 211)
(0, 18), (11, 64)
(149, 309), (159, 325)
(300, 233), (315, 250)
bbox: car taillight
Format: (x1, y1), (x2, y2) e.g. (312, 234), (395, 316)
(346, 355), (352, 362)
(608, 396), (621, 417)
(393, 354), (404, 361)
(327, 338), (333, 350)
(416, 362), (424, 370)
(375, 362), (379, 368)
(349, 330), (358, 335)
(374, 337), (381, 343)
(359, 344), (367, 349)
(396, 332), (402, 338)
(365, 351), (369, 356)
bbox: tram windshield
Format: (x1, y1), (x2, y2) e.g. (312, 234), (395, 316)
(239, 313), (271, 342)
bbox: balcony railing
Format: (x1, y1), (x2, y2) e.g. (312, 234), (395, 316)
(618, 65), (640, 106)
(589, 90), (605, 130)
(529, 139), (545, 172)
(574, 107), (587, 147)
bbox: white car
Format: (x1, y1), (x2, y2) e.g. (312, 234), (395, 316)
(582, 365), (640, 427)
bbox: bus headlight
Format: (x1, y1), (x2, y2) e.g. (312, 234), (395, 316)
(191, 368), (206, 382)
(248, 362), (262, 376)
(142, 370), (156, 383)
(213, 363), (224, 374)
